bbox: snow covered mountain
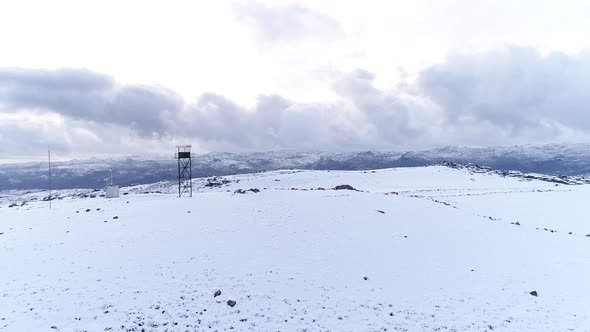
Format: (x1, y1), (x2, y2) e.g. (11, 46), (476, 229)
(2, 143), (590, 190)
(1, 166), (589, 331)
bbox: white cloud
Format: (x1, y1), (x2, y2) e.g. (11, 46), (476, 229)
(234, 0), (343, 49)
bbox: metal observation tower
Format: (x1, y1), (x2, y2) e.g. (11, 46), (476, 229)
(174, 145), (194, 197)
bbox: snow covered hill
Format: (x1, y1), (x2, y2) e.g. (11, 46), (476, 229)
(1, 166), (589, 331)
(3, 143), (590, 191)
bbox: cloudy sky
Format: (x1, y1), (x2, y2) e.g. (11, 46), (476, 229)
(1, 0), (590, 162)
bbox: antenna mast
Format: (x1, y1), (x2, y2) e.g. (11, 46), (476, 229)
(48, 147), (52, 209)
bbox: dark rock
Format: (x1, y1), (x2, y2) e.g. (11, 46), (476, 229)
(530, 290), (538, 297)
(376, 210), (385, 214)
(85, 209), (91, 212)
(214, 290), (221, 297)
(227, 300), (236, 307)
(96, 208), (101, 211)
(234, 188), (260, 194)
(113, 216), (119, 219)
(8, 204), (17, 208)
(363, 276), (368, 280)
(586, 234), (590, 237)
(515, 222), (520, 226)
(50, 326), (57, 329)
(334, 184), (356, 191)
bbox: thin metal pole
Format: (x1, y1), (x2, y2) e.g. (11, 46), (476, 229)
(48, 147), (52, 209)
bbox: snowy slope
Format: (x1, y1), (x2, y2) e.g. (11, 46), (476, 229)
(1, 166), (589, 331)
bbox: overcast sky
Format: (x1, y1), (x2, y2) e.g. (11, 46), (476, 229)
(1, 0), (590, 162)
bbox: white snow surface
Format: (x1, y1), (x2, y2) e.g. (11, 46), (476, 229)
(1, 166), (589, 331)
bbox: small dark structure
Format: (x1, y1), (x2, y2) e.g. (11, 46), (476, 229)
(174, 145), (194, 197)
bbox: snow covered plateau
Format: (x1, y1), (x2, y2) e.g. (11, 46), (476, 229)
(1, 166), (589, 331)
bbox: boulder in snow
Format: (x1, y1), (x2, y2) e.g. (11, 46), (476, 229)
(334, 184), (356, 191)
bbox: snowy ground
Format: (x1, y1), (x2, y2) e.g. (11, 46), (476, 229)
(1, 166), (589, 331)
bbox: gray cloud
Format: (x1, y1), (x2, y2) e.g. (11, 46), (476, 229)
(0, 68), (183, 136)
(234, 0), (343, 47)
(178, 93), (363, 151)
(418, 47), (590, 135)
(333, 69), (422, 143)
(2, 46), (590, 160)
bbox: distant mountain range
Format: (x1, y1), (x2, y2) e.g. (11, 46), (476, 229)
(1, 144), (590, 190)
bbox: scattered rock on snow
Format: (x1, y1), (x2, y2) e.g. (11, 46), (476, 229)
(227, 300), (236, 307)
(205, 177), (232, 188)
(529, 290), (538, 297)
(234, 188), (260, 194)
